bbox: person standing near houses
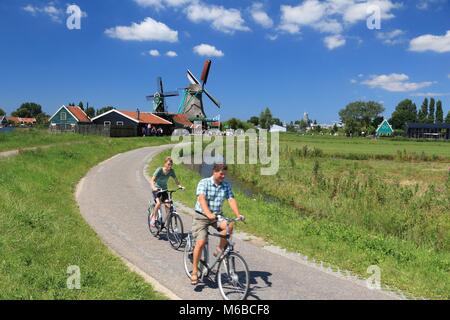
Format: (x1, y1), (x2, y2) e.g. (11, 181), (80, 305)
(190, 164), (244, 285)
(147, 123), (152, 136)
(149, 157), (183, 227)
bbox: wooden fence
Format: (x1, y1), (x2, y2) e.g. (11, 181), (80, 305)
(49, 124), (138, 137)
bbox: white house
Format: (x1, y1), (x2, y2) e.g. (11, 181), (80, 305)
(270, 124), (287, 133)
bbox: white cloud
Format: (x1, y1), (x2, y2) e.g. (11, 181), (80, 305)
(186, 1), (250, 34)
(105, 17), (178, 42)
(416, 0), (447, 10)
(278, 0), (400, 36)
(376, 29), (405, 45)
(149, 49), (160, 56)
(166, 50), (178, 57)
(23, 5), (38, 14)
(267, 34), (278, 41)
(279, 0), (327, 34)
(134, 0), (189, 9)
(409, 30), (450, 53)
(193, 44), (224, 57)
(22, 3), (64, 23)
(411, 92), (450, 97)
(448, 73), (450, 79)
(250, 3), (274, 28)
(324, 34), (346, 49)
(362, 74), (433, 92)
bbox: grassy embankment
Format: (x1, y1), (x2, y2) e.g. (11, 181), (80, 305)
(0, 129), (89, 152)
(0, 133), (171, 299)
(149, 134), (450, 299)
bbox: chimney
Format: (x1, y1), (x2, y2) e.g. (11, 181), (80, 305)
(137, 108), (140, 121)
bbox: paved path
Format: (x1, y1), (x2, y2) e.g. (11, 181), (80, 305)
(76, 145), (401, 300)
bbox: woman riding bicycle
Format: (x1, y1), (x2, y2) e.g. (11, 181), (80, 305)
(150, 157), (183, 227)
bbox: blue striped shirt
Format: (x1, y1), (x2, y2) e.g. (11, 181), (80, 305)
(195, 177), (235, 214)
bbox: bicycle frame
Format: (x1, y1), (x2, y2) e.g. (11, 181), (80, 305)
(197, 216), (237, 278)
(152, 189), (179, 229)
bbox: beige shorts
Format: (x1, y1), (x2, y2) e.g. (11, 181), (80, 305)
(191, 216), (221, 242)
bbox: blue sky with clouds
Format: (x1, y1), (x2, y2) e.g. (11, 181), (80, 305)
(0, 0), (449, 123)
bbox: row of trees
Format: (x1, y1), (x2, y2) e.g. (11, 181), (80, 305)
(339, 98), (450, 136)
(68, 102), (114, 118)
(390, 98), (450, 131)
(224, 107), (283, 130)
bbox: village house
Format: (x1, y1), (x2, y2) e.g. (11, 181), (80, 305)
(49, 105), (91, 130)
(90, 109), (173, 136)
(7, 116), (37, 127)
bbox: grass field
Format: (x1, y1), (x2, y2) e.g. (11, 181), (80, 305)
(149, 134), (450, 299)
(0, 129), (91, 152)
(281, 134), (450, 159)
(0, 133), (171, 299)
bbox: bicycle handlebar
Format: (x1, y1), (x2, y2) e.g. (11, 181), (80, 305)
(197, 211), (246, 224)
(155, 186), (185, 194)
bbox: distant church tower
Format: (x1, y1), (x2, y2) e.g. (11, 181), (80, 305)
(303, 112), (310, 124)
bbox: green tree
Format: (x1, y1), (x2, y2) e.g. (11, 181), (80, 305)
(248, 116), (259, 126)
(224, 118), (252, 130)
(371, 116), (384, 130)
(85, 107), (96, 118)
(297, 119), (308, 130)
(389, 99), (417, 130)
(12, 102), (43, 118)
(78, 101), (84, 111)
(259, 107), (273, 129)
(272, 118), (282, 126)
(428, 98), (435, 124)
(36, 113), (50, 125)
(331, 123), (339, 134)
(435, 100), (444, 123)
(418, 98), (428, 123)
(445, 111), (450, 124)
(0, 108), (5, 116)
(339, 101), (385, 136)
(96, 106), (114, 116)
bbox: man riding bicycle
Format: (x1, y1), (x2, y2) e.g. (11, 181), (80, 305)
(190, 163), (244, 285)
(150, 157), (183, 227)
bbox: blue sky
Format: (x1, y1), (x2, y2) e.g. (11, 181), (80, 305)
(0, 0), (449, 123)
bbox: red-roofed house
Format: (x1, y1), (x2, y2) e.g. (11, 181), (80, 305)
(49, 105), (91, 129)
(7, 117), (37, 126)
(91, 109), (173, 136)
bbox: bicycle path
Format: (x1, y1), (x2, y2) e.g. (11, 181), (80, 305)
(75, 145), (402, 300)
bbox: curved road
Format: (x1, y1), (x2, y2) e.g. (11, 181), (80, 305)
(76, 145), (401, 300)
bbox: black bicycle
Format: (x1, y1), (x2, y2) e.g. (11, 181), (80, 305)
(147, 187), (185, 250)
(183, 213), (250, 300)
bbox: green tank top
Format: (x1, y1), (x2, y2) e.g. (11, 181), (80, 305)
(153, 167), (177, 190)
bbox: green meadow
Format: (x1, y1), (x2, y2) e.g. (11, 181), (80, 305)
(0, 134), (171, 299)
(150, 134), (450, 299)
(0, 129), (91, 152)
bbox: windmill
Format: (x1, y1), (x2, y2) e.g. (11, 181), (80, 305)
(177, 60), (221, 121)
(146, 77), (179, 113)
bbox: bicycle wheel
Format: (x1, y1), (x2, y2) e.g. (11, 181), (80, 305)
(217, 252), (250, 300)
(148, 206), (160, 237)
(167, 213), (184, 250)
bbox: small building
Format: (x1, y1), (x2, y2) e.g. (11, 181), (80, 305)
(7, 117), (37, 127)
(49, 105), (91, 130)
(91, 109), (172, 136)
(157, 113), (194, 132)
(0, 116), (8, 127)
(270, 124), (287, 133)
(376, 119), (394, 137)
(406, 123), (450, 140)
